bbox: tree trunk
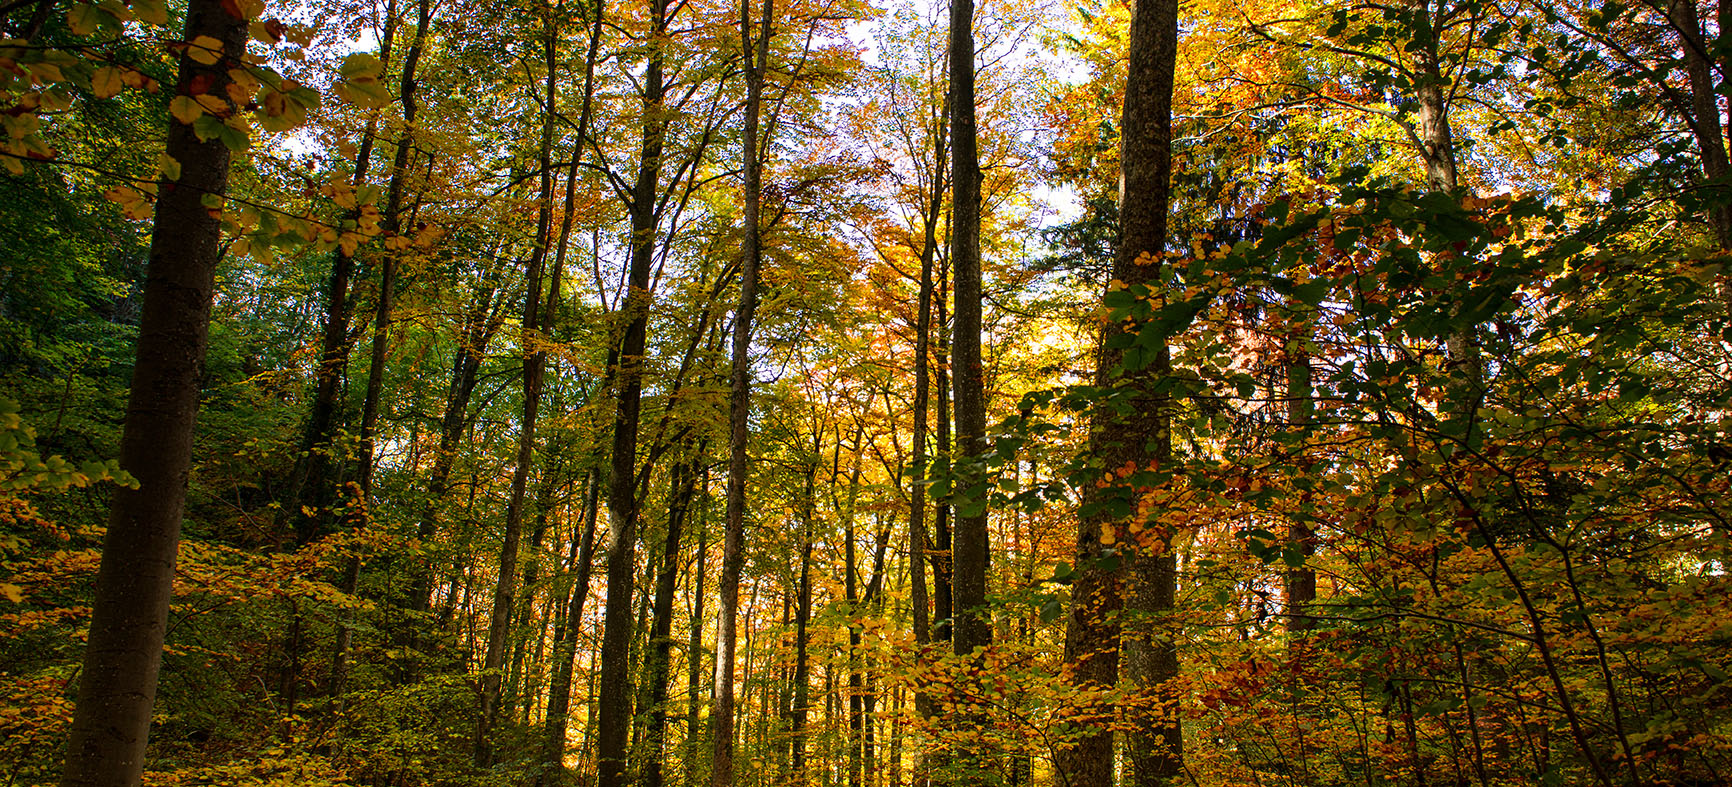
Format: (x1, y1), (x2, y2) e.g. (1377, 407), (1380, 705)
(643, 452), (702, 787)
(1113, 0), (1181, 782)
(58, 1), (246, 783)
(409, 244), (507, 613)
(1283, 322), (1315, 636)
(280, 5), (402, 546)
(946, 0), (993, 766)
(475, 6), (563, 765)
(686, 479), (710, 784)
(788, 473), (815, 779)
(332, 0), (433, 705)
(595, 0), (671, 778)
(537, 467), (604, 786)
(709, 0), (772, 782)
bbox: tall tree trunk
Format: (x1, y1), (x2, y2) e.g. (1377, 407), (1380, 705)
(596, 0), (672, 779)
(907, 90), (948, 781)
(1283, 318), (1314, 636)
(686, 487), (711, 784)
(946, 0), (992, 765)
(281, 3), (402, 546)
(410, 244), (507, 613)
(58, 1), (246, 783)
(1114, 0), (1181, 782)
(788, 472), (815, 779)
(710, 0), (772, 783)
(332, 0), (434, 704)
(475, 6), (563, 765)
(932, 265), (952, 643)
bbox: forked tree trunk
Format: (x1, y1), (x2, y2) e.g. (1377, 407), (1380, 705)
(58, 1), (246, 783)
(332, 0), (433, 704)
(643, 452), (703, 787)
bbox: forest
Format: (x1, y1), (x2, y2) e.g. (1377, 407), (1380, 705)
(2, 0), (1731, 780)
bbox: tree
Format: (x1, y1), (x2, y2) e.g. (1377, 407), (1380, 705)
(59, 0), (250, 782)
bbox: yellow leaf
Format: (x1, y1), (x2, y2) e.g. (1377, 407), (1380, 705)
(91, 66), (124, 98)
(187, 35), (223, 65)
(169, 95), (202, 124)
(338, 232), (360, 256)
(29, 62), (64, 84)
(67, 3), (102, 35)
(132, 0), (167, 25)
(0, 583), (22, 603)
(158, 153), (180, 181)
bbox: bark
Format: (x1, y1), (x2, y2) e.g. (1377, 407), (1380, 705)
(932, 267), (952, 642)
(595, 0), (671, 778)
(907, 83), (948, 767)
(947, 0), (990, 668)
(1669, 0), (1732, 248)
(709, 0), (772, 782)
(475, 6), (563, 765)
(1115, 0), (1182, 783)
(642, 453), (702, 787)
(537, 468), (603, 787)
(686, 488), (710, 783)
(410, 244), (508, 612)
(1283, 327), (1315, 636)
(58, 0), (246, 783)
(1058, 0), (1181, 781)
(280, 3), (402, 546)
(788, 477), (815, 779)
(332, 0), (433, 704)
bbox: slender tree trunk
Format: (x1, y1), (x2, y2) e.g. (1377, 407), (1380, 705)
(537, 468), (604, 786)
(332, 0), (433, 704)
(643, 452), (702, 787)
(686, 491), (711, 785)
(946, 0), (995, 764)
(1284, 323), (1315, 636)
(475, 8), (563, 765)
(788, 477), (815, 779)
(281, 4), (401, 546)
(596, 0), (672, 778)
(58, 1), (246, 783)
(907, 92), (947, 782)
(710, 0), (772, 782)
(932, 267), (952, 643)
(410, 247), (507, 612)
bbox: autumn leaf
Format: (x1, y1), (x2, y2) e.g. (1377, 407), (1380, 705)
(90, 66), (124, 98)
(187, 35), (224, 65)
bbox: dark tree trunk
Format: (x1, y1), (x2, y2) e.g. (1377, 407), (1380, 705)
(947, 0), (991, 723)
(332, 0), (433, 704)
(686, 492), (710, 784)
(58, 0), (246, 783)
(643, 453), (702, 787)
(596, 0), (670, 779)
(537, 467), (603, 787)
(1113, 0), (1181, 782)
(280, 5), (402, 546)
(409, 245), (507, 613)
(788, 476), (815, 779)
(475, 6), (563, 765)
(710, 0), (772, 783)
(932, 265), (952, 643)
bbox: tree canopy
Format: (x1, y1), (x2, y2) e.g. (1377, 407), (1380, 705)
(2, 0), (1731, 783)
